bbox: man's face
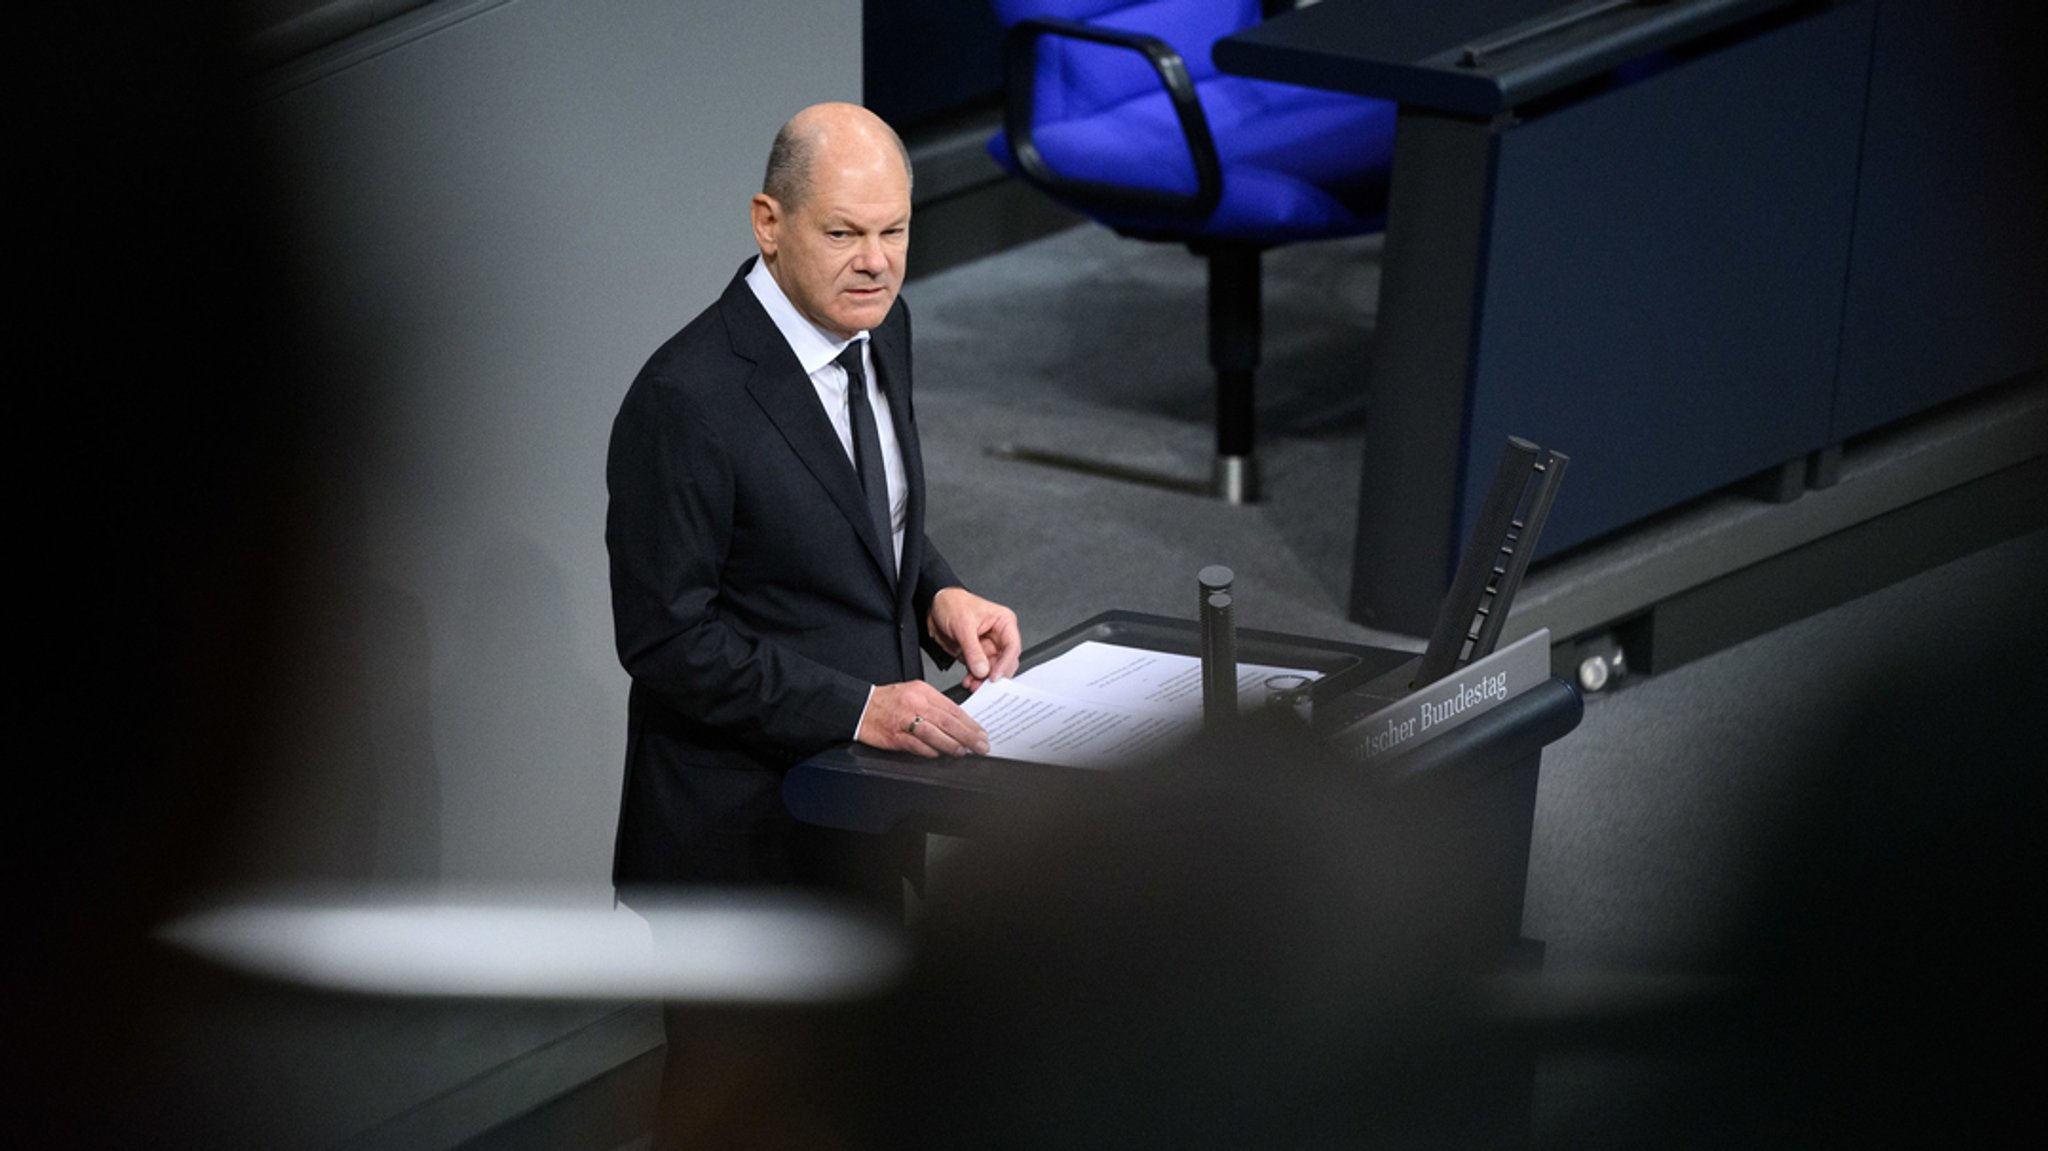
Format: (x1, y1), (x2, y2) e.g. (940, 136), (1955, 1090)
(754, 143), (910, 340)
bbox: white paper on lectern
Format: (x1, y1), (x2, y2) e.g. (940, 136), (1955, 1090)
(961, 640), (1319, 769)
(960, 678), (1197, 769)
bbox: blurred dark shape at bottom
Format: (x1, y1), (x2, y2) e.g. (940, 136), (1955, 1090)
(1618, 620), (2046, 1149)
(636, 706), (1541, 1149)
(650, 999), (891, 1151)
(861, 619), (2041, 1150)
(884, 710), (1543, 1149)
(1484, 610), (2039, 1149)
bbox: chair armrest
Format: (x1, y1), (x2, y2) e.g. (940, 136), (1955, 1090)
(1001, 15), (1223, 219)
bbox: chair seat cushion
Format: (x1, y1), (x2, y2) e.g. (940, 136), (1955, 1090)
(989, 76), (1397, 242)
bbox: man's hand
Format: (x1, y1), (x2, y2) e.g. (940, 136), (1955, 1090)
(927, 586), (1021, 691)
(859, 681), (990, 758)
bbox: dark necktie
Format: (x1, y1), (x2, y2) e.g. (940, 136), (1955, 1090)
(836, 342), (897, 586)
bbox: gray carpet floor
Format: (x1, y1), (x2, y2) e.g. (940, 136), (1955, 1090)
(911, 224), (1395, 650)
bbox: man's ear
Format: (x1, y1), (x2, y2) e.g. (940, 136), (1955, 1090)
(750, 194), (780, 259)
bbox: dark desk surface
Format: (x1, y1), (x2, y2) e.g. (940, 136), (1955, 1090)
(782, 611), (1582, 836)
(1214, 0), (1802, 116)
(783, 611), (1407, 835)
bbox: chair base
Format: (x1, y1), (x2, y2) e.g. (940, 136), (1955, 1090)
(1212, 453), (1257, 504)
(988, 444), (1261, 504)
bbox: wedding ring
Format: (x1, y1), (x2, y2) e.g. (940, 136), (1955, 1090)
(906, 715), (925, 734)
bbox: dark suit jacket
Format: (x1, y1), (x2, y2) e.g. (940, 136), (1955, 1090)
(606, 260), (959, 889)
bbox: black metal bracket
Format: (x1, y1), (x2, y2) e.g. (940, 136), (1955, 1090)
(1413, 437), (1570, 688)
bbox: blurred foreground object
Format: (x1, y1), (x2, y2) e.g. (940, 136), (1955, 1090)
(161, 887), (909, 1004)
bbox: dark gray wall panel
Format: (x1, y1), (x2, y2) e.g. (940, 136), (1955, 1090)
(1465, 1), (1873, 555)
(1831, 0), (2048, 439)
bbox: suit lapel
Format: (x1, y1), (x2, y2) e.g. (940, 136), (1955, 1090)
(721, 265), (899, 589)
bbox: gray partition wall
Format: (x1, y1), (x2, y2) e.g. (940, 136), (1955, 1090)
(239, 0), (860, 888)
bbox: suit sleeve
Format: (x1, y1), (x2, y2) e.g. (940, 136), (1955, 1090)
(606, 373), (871, 760)
(912, 540), (962, 669)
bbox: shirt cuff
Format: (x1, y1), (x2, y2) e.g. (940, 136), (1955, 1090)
(853, 684), (876, 742)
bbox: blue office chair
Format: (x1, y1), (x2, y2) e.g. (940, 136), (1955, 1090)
(987, 0), (1397, 502)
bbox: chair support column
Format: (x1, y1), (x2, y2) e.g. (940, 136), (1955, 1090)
(1207, 242), (1262, 504)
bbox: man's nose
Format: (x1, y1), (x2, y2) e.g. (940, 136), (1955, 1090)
(851, 233), (887, 272)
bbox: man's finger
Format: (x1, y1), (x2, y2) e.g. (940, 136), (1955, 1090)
(989, 630), (1021, 682)
(918, 720), (970, 757)
(891, 686), (987, 756)
(922, 701), (988, 756)
(945, 618), (990, 680)
(981, 612), (1021, 679)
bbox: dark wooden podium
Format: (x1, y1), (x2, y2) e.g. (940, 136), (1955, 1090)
(783, 610), (1583, 951)
(787, 610), (1585, 1142)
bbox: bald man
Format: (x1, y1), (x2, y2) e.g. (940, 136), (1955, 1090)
(606, 103), (1020, 900)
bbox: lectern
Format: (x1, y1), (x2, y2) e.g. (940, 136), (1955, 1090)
(784, 610), (1582, 952)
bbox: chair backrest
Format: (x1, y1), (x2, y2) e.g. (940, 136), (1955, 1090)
(992, 0), (1258, 123)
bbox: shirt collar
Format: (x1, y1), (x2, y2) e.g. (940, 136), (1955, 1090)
(746, 256), (865, 375)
